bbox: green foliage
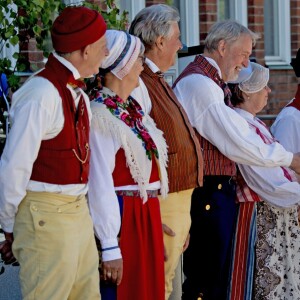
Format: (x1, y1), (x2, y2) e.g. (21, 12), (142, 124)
(0, 0), (129, 92)
(0, 0), (64, 90)
(83, 1), (129, 30)
(0, 0), (128, 152)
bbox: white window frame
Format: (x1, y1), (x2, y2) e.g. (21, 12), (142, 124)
(62, 0), (83, 5)
(217, 0), (247, 26)
(118, 0), (145, 22)
(178, 0), (199, 47)
(176, 0), (199, 75)
(231, 0), (248, 26)
(264, 0), (291, 66)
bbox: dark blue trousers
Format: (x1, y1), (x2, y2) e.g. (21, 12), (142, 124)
(182, 176), (238, 300)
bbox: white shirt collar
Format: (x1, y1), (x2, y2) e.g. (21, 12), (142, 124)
(53, 52), (81, 80)
(145, 57), (161, 73)
(234, 107), (256, 121)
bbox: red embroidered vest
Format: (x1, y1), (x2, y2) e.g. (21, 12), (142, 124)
(173, 55), (236, 176)
(30, 54), (90, 184)
(112, 148), (159, 186)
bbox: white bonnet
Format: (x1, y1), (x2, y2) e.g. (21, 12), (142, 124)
(233, 62), (269, 94)
(100, 29), (142, 80)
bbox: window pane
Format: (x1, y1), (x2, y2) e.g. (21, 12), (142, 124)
(218, 0), (230, 20)
(264, 1), (279, 56)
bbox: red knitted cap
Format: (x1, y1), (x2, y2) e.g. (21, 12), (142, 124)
(51, 6), (106, 53)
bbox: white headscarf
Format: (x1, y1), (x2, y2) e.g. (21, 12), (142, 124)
(100, 30), (141, 80)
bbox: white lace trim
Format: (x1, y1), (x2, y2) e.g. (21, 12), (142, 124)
(92, 104), (168, 202)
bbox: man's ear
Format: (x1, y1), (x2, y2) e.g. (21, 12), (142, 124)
(82, 44), (91, 59)
(155, 35), (164, 50)
(217, 39), (226, 57)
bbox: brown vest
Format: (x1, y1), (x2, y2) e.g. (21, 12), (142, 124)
(30, 54), (90, 184)
(140, 64), (203, 192)
(173, 55), (236, 176)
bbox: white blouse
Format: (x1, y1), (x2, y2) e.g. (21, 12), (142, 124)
(271, 104), (300, 153)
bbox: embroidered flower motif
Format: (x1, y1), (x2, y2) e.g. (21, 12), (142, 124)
(103, 98), (118, 109)
(85, 74), (103, 101)
(95, 93), (158, 160)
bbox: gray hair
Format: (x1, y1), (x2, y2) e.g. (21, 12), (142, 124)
(204, 20), (260, 53)
(129, 4), (180, 50)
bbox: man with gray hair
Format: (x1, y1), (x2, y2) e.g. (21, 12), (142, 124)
(130, 4), (203, 299)
(173, 20), (300, 299)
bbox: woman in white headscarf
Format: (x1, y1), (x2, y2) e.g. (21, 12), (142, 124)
(228, 62), (300, 300)
(88, 30), (168, 300)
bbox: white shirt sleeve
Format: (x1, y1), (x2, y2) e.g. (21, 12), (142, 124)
(131, 78), (152, 114)
(0, 77), (62, 232)
(88, 114), (122, 262)
(271, 107), (300, 153)
(173, 74), (293, 167)
(238, 163), (300, 207)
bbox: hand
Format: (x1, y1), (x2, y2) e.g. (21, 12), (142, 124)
(162, 224), (175, 261)
(0, 232), (16, 264)
(290, 153), (300, 175)
(102, 258), (123, 285)
(182, 233), (190, 253)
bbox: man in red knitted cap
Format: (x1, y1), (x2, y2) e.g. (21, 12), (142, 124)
(0, 6), (107, 299)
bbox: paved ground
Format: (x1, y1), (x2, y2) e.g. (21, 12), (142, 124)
(0, 230), (22, 299)
(0, 264), (22, 299)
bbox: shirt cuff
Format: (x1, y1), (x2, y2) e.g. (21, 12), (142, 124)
(100, 238), (122, 261)
(0, 219), (14, 233)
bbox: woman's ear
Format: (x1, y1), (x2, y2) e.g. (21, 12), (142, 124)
(243, 92), (250, 100)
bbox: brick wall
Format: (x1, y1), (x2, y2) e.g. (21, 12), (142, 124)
(19, 0), (106, 74)
(199, 1), (217, 42)
(291, 0), (300, 56)
(21, 0), (300, 118)
(247, 0), (265, 64)
(146, 0), (300, 118)
(146, 0), (166, 6)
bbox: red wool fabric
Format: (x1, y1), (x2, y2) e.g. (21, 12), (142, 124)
(113, 148), (159, 187)
(51, 6), (106, 53)
(117, 194), (165, 300)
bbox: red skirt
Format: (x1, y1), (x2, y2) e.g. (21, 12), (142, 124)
(117, 195), (165, 300)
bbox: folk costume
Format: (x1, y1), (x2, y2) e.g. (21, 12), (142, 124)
(235, 108), (300, 300)
(173, 55), (294, 300)
(0, 6), (106, 300)
(271, 48), (300, 153)
(88, 30), (168, 300)
(229, 62), (300, 300)
(131, 58), (203, 299)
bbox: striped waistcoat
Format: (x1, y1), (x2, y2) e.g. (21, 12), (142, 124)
(140, 64), (203, 192)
